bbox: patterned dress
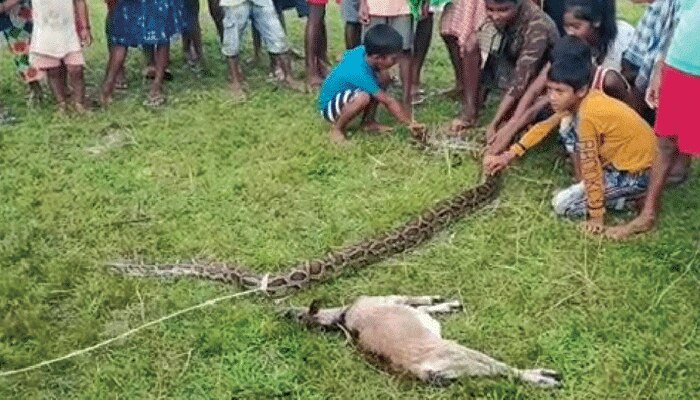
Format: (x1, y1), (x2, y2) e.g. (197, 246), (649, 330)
(108, 0), (187, 47)
(0, 0), (43, 82)
(439, 0), (487, 51)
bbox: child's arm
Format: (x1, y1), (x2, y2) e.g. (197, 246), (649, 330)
(374, 91), (413, 125)
(359, 0), (370, 24)
(577, 117), (606, 233)
(488, 21), (555, 137)
(488, 95), (549, 155)
(483, 111), (564, 175)
(74, 0), (92, 47)
(0, 0), (22, 13)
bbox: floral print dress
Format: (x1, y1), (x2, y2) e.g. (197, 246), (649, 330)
(0, 0), (43, 82)
(109, 0), (187, 47)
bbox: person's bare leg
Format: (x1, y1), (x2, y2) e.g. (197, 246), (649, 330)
(451, 37), (481, 132)
(319, 19), (330, 72)
(183, 0), (203, 67)
(226, 56), (247, 100)
(344, 22), (362, 50)
(148, 45), (169, 105)
(271, 53), (305, 92)
(412, 13), (433, 100)
(331, 92), (372, 144)
(606, 137), (682, 239)
(399, 50), (413, 108)
(439, 34), (463, 99)
(305, 4), (325, 89)
(46, 66), (68, 112)
(359, 71), (391, 133)
(208, 0), (225, 41)
(667, 155), (691, 185)
(251, 26), (263, 65)
(101, 45), (128, 105)
(67, 65), (87, 113)
(28, 81), (43, 104)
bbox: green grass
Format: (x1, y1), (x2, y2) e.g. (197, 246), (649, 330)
(1, 1), (698, 398)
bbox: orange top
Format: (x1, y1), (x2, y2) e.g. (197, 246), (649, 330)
(510, 91), (657, 218)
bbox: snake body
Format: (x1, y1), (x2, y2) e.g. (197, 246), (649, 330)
(109, 172), (500, 297)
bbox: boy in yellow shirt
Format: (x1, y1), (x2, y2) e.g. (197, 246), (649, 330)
(484, 46), (657, 234)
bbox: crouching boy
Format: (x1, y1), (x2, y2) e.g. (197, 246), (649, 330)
(318, 24), (423, 145)
(484, 51), (657, 234)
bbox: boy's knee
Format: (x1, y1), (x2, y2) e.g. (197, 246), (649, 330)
(551, 185), (585, 218)
(352, 91), (372, 106)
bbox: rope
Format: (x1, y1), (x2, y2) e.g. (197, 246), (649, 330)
(0, 275), (269, 378)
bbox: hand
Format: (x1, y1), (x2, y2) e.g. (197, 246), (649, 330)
(645, 62), (663, 109)
(359, 1), (370, 25)
(483, 151), (515, 176)
(581, 216), (605, 235)
(79, 28), (93, 47)
(485, 124), (497, 145)
(409, 122), (427, 141)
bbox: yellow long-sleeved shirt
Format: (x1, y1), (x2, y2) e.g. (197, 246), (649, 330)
(509, 91), (657, 218)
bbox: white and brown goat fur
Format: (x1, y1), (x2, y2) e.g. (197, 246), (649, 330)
(283, 295), (562, 388)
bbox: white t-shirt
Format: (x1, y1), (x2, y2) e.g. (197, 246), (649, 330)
(30, 0), (81, 58)
(601, 20), (635, 70)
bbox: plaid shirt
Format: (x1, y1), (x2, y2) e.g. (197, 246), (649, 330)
(622, 0), (680, 91)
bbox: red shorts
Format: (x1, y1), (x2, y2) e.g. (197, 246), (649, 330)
(307, 0), (340, 6)
(655, 64), (700, 156)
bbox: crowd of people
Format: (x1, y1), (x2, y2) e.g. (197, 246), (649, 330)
(0, 0), (697, 238)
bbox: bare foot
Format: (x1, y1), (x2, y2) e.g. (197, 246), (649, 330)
(329, 128), (350, 145)
(605, 215), (655, 240)
(306, 79), (322, 93)
(228, 83), (247, 101)
(99, 89), (113, 107)
(448, 118), (475, 137)
(144, 89), (166, 108)
(361, 121), (393, 134)
(74, 102), (90, 114)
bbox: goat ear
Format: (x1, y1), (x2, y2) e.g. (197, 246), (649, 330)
(308, 299), (321, 315)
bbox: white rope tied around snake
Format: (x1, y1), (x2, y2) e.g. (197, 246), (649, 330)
(0, 275), (270, 378)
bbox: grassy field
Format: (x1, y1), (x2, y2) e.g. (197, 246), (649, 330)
(1, 1), (698, 398)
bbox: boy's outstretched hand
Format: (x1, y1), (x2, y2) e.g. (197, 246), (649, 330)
(409, 122), (427, 142)
(483, 151), (516, 175)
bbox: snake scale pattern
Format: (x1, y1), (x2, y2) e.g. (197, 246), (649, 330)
(109, 174), (500, 297)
